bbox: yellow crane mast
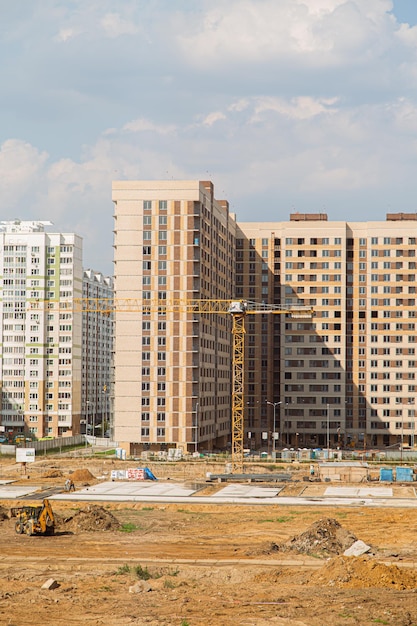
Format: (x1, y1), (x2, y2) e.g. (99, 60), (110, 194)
(73, 297), (314, 473)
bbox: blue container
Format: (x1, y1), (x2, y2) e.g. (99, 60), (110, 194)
(380, 468), (393, 482)
(395, 467), (414, 482)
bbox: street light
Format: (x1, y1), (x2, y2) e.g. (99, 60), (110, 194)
(326, 403), (330, 458)
(102, 385), (108, 438)
(266, 401), (283, 459)
(195, 402), (199, 454)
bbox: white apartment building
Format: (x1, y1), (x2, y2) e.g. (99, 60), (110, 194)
(81, 269), (113, 437)
(0, 220), (83, 439)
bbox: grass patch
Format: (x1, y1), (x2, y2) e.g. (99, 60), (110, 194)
(258, 516), (293, 524)
(113, 563), (177, 580)
(335, 512), (348, 519)
(141, 506), (154, 511)
(134, 565), (153, 580)
(119, 522), (141, 533)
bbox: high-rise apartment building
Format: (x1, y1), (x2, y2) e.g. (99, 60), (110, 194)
(112, 181), (237, 455)
(238, 213), (417, 451)
(112, 180), (417, 453)
(0, 220), (83, 439)
(81, 269), (113, 437)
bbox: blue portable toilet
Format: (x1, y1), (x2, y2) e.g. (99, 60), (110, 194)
(380, 468), (393, 482)
(395, 467), (413, 482)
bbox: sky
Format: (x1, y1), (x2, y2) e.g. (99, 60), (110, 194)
(2, 0), (417, 275)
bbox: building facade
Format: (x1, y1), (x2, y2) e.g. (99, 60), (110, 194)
(238, 213), (417, 451)
(112, 180), (417, 453)
(112, 181), (237, 454)
(81, 269), (113, 437)
(0, 220), (83, 439)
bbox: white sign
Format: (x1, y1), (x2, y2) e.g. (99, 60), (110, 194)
(16, 448), (36, 463)
(262, 431), (268, 440)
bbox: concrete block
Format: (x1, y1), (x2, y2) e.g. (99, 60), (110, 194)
(129, 580), (152, 593)
(41, 578), (60, 590)
(343, 540), (371, 557)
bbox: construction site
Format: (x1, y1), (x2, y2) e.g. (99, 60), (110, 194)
(0, 453), (416, 626)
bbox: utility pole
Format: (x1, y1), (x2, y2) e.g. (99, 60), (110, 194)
(266, 401), (282, 459)
(326, 403), (330, 458)
(195, 402), (199, 454)
(102, 385), (107, 438)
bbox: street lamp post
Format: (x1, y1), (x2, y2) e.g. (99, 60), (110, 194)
(195, 402), (199, 454)
(285, 402), (288, 445)
(102, 385), (108, 438)
(326, 403), (330, 458)
(266, 401), (283, 459)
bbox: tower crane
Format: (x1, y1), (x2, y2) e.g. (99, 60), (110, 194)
(72, 297), (314, 473)
(73, 297), (314, 471)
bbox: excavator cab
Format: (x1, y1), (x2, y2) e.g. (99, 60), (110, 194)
(11, 498), (55, 536)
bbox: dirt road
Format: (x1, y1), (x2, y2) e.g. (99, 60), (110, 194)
(0, 457), (416, 625)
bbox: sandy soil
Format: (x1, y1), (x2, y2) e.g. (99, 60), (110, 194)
(0, 456), (416, 626)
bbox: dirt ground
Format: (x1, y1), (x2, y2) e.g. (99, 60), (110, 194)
(0, 456), (417, 626)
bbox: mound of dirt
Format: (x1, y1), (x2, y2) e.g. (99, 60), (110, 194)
(43, 470), (63, 478)
(68, 469), (95, 482)
(271, 517), (358, 556)
(0, 506), (9, 521)
(309, 556), (417, 590)
(61, 505), (121, 532)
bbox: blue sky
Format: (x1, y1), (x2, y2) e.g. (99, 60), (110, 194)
(2, 0), (417, 275)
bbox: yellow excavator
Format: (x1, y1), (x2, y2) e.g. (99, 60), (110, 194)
(11, 499), (55, 536)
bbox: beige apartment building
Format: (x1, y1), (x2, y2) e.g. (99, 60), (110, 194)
(112, 180), (417, 454)
(112, 181), (237, 454)
(238, 213), (417, 451)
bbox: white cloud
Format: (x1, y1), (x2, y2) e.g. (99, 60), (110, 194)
(228, 99), (250, 113)
(251, 96), (339, 122)
(100, 12), (139, 38)
(3, 0), (417, 272)
(201, 112), (226, 126)
(178, 0), (396, 67)
(0, 139), (49, 206)
(54, 28), (77, 43)
(122, 118), (177, 135)
(395, 22), (417, 47)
